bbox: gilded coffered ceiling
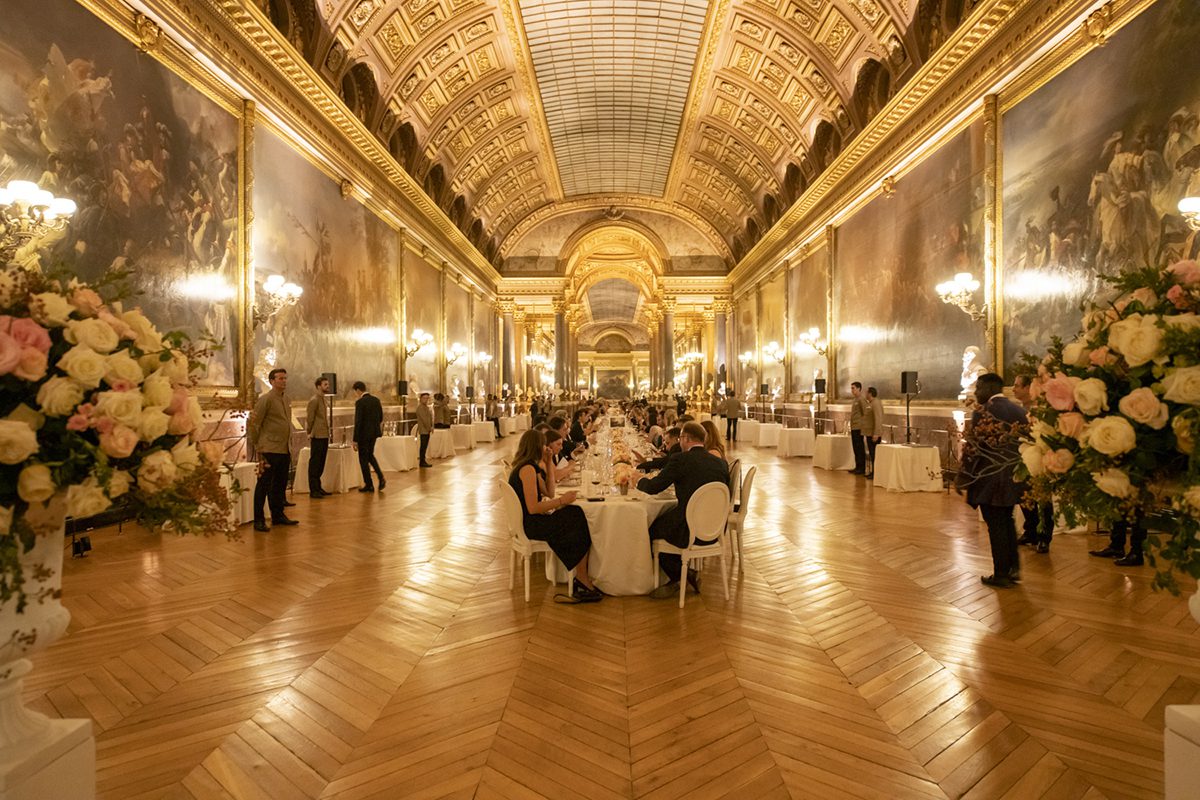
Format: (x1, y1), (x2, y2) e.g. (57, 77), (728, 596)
(314, 0), (916, 264)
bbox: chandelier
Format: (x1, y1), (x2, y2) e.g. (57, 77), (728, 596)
(935, 272), (986, 321)
(0, 180), (77, 263)
(674, 351), (703, 370)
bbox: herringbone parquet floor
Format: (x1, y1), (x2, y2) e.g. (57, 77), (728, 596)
(27, 437), (1200, 799)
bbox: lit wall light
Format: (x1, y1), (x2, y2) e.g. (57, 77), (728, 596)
(935, 271), (985, 321)
(405, 328), (434, 357)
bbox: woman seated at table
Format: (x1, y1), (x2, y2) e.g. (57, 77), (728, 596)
(543, 429), (576, 482)
(700, 420), (727, 461)
(509, 429), (602, 602)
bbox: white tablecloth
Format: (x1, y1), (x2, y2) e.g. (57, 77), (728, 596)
(756, 422), (783, 447)
(473, 421), (496, 443)
(451, 424), (476, 450)
(737, 419), (760, 444)
(499, 417), (517, 436)
(294, 446), (363, 493)
(427, 428), (456, 459)
(779, 428), (815, 457)
(376, 436), (417, 472)
(873, 444), (943, 492)
(221, 462), (257, 525)
(544, 491), (676, 596)
(814, 434), (855, 470)
(514, 414), (531, 432)
(698, 413), (712, 423)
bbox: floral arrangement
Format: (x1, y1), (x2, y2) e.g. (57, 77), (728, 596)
(613, 462), (637, 488)
(611, 444), (632, 466)
(1, 266), (237, 611)
(1017, 259), (1200, 592)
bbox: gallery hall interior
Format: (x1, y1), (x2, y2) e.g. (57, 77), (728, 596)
(3, 0), (1200, 797)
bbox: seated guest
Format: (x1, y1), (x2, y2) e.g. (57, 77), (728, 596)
(508, 430), (601, 601)
(647, 424), (664, 449)
(637, 422), (729, 598)
(637, 427), (680, 471)
(547, 415), (580, 460)
(678, 414), (695, 423)
(543, 429), (575, 482)
(570, 408), (589, 443)
(700, 420), (726, 461)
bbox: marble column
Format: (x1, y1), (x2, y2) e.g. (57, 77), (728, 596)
(661, 297), (675, 392)
(525, 319), (539, 389)
(713, 299), (729, 392)
(499, 300), (515, 391)
(553, 301), (566, 390)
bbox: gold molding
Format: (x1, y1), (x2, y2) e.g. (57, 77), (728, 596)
(133, 12), (163, 51)
(239, 99), (255, 405)
(983, 94), (1000, 372)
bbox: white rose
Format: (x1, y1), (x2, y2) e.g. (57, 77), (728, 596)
(36, 376), (85, 417)
(1175, 414), (1196, 454)
(1020, 442), (1045, 477)
(161, 351), (190, 384)
(1073, 378), (1110, 416)
(142, 371), (173, 407)
(1030, 420), (1055, 443)
(1118, 387), (1169, 429)
(137, 407), (170, 442)
(0, 419), (39, 464)
(108, 470), (131, 498)
(1165, 313), (1200, 333)
(66, 478), (111, 519)
(94, 391), (144, 428)
(104, 351), (145, 387)
(137, 450), (178, 493)
(1084, 416), (1137, 456)
(58, 344), (108, 388)
(1162, 366), (1200, 405)
(120, 309), (164, 352)
(1107, 313), (1164, 367)
(1093, 468), (1135, 498)
(30, 291), (74, 327)
(171, 441), (200, 472)
(185, 395), (203, 429)
(64, 318), (119, 354)
(1062, 339), (1090, 367)
(17, 463), (55, 503)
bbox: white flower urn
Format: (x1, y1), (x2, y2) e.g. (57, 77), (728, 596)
(0, 523), (95, 799)
(1164, 588), (1200, 799)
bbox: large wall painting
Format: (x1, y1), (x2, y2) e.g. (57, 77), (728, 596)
(0, 0), (240, 387)
(444, 280), (469, 397)
(1001, 0), (1200, 374)
(788, 243), (828, 394)
(760, 271), (786, 397)
(734, 294), (758, 400)
(835, 121), (985, 399)
(254, 127), (397, 398)
(473, 299), (493, 395)
(596, 368), (631, 400)
(404, 254), (440, 395)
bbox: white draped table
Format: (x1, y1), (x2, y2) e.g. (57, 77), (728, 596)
(221, 462), (258, 524)
(499, 417), (517, 436)
(451, 424), (476, 450)
(698, 412), (712, 423)
(755, 422), (783, 447)
(293, 446), (363, 493)
(737, 419), (760, 445)
(427, 428), (456, 459)
(814, 434), (855, 471)
(473, 420), (496, 442)
(514, 414), (531, 432)
(376, 436), (418, 472)
(779, 428), (816, 457)
(873, 444), (943, 492)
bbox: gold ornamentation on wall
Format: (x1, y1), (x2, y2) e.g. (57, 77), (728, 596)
(133, 12), (162, 52)
(1083, 3), (1114, 46)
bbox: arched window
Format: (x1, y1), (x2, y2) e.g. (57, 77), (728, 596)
(340, 63), (379, 123)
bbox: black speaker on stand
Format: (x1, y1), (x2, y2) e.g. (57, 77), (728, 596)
(397, 380), (409, 433)
(901, 371), (919, 443)
(813, 378), (827, 432)
(322, 372), (337, 443)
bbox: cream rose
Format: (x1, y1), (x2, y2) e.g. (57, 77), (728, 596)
(120, 309), (163, 352)
(1118, 387), (1169, 429)
(17, 463), (55, 503)
(67, 478), (111, 519)
(1073, 378), (1110, 416)
(1057, 412), (1086, 439)
(137, 450), (178, 492)
(141, 371), (173, 407)
(1162, 365), (1200, 405)
(1107, 313), (1164, 367)
(0, 419), (39, 464)
(1093, 468), (1135, 498)
(94, 391), (144, 428)
(99, 424), (139, 459)
(104, 351), (145, 387)
(30, 291), (74, 327)
(65, 318), (120, 353)
(1062, 339), (1091, 367)
(69, 286), (104, 317)
(7, 404), (43, 431)
(58, 344), (108, 388)
(36, 377), (85, 417)
(1175, 414), (1196, 454)
(160, 350), (190, 384)
(108, 469), (132, 498)
(1042, 449), (1075, 474)
(171, 441), (200, 472)
(1084, 416), (1137, 456)
(1020, 442), (1046, 477)
(1165, 313), (1200, 333)
(137, 407), (170, 442)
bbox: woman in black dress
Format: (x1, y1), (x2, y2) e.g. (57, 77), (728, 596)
(508, 429), (601, 601)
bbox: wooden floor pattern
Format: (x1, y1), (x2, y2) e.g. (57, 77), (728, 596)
(27, 438), (1200, 799)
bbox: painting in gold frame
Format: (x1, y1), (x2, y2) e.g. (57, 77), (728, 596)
(788, 243), (829, 394)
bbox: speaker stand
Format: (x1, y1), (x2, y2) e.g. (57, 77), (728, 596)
(905, 393), (914, 443)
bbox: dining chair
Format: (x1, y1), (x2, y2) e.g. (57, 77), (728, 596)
(651, 482), (731, 608)
(496, 479), (572, 602)
(727, 465), (757, 570)
(727, 458), (742, 511)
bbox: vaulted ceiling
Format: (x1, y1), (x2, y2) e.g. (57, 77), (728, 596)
(271, 0), (936, 266)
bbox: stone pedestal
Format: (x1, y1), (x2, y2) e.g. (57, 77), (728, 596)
(1164, 590), (1200, 799)
(0, 716), (94, 800)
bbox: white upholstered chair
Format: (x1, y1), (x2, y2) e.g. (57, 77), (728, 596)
(727, 465), (757, 570)
(497, 478), (572, 601)
(651, 482), (731, 608)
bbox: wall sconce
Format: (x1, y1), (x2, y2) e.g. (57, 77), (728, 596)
(737, 351), (754, 368)
(445, 342), (467, 365)
(1179, 197), (1200, 231)
(475, 351), (493, 368)
(795, 327), (829, 357)
(935, 272), (986, 321)
(405, 328), (434, 357)
(253, 273), (303, 328)
(0, 180), (76, 262)
(762, 341), (785, 364)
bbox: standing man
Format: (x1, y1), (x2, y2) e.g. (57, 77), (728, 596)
(959, 373), (1028, 588)
(416, 392), (434, 468)
(433, 393), (451, 429)
(248, 367), (298, 532)
(1012, 374), (1054, 553)
(723, 390), (741, 442)
(305, 375), (331, 498)
(352, 381), (386, 492)
(486, 394), (501, 437)
(637, 422), (730, 598)
(864, 386), (885, 477)
(848, 381), (869, 475)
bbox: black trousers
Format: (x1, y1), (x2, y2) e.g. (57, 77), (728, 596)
(649, 514), (715, 584)
(850, 429), (866, 472)
(419, 433), (430, 463)
(866, 435), (879, 473)
(254, 452), (291, 523)
(980, 504), (1020, 578)
(488, 416), (500, 436)
(1022, 500), (1054, 544)
(726, 417), (738, 442)
(308, 437), (328, 494)
(1109, 519), (1147, 554)
(434, 423), (451, 429)
(357, 437), (383, 487)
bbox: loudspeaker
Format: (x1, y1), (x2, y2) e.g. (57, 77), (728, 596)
(466, 386), (474, 399)
(398, 380), (408, 396)
(322, 372), (337, 395)
(901, 371), (919, 394)
(760, 383), (769, 395)
(814, 378), (827, 394)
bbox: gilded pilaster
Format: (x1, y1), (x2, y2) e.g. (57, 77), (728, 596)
(984, 94), (1001, 373)
(239, 98), (254, 404)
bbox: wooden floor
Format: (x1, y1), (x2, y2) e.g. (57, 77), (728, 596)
(27, 437), (1200, 799)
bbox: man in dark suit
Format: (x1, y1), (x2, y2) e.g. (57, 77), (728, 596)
(352, 381), (386, 492)
(636, 427), (680, 471)
(637, 422), (730, 598)
(959, 373), (1027, 588)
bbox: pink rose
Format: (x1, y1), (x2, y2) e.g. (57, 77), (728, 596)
(1169, 260), (1200, 286)
(94, 416), (115, 435)
(1028, 377), (1045, 400)
(166, 386), (189, 415)
(0, 332), (22, 376)
(109, 379), (135, 393)
(1042, 449), (1075, 474)
(99, 424), (139, 458)
(13, 347), (47, 382)
(1088, 346), (1113, 367)
(1057, 412), (1086, 439)
(1167, 284), (1191, 310)
(70, 287), (105, 317)
(8, 318), (51, 354)
(167, 410), (196, 436)
(66, 413), (90, 432)
(97, 310), (135, 340)
(1043, 372), (1078, 412)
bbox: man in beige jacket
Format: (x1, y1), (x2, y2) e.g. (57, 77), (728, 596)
(305, 375), (331, 498)
(416, 392), (434, 468)
(248, 368), (298, 531)
(864, 386), (885, 477)
(848, 381), (869, 475)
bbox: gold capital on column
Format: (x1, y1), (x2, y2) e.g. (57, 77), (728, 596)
(497, 297), (516, 315)
(512, 306), (526, 324)
(551, 299), (566, 315)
